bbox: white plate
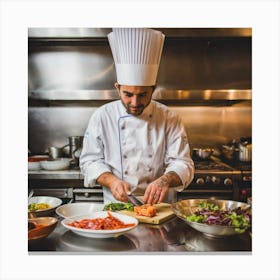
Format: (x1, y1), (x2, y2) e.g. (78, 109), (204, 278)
(61, 211), (138, 238)
(56, 203), (104, 219)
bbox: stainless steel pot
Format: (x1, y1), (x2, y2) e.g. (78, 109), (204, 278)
(221, 137), (252, 162)
(68, 136), (84, 160)
(192, 148), (214, 160)
(238, 137), (252, 162)
(221, 144), (238, 161)
(48, 146), (65, 159)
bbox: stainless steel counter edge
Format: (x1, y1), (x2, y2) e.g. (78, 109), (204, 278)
(28, 170), (82, 179)
(28, 169), (242, 180)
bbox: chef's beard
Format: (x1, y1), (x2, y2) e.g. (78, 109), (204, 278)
(126, 104), (145, 115)
(121, 101), (147, 116)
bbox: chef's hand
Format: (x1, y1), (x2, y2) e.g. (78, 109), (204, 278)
(109, 179), (131, 202)
(143, 177), (169, 205)
(143, 172), (183, 204)
(96, 172), (131, 202)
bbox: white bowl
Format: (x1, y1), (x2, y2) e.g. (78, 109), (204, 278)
(56, 202), (104, 219)
(61, 211), (138, 238)
(28, 196), (62, 217)
(28, 155), (49, 171)
(40, 158), (71, 171)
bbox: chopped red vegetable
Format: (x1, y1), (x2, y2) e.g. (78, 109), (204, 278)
(67, 212), (135, 230)
(28, 157), (48, 162)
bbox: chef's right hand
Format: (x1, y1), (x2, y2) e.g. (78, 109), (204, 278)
(109, 179), (131, 202)
(96, 172), (131, 202)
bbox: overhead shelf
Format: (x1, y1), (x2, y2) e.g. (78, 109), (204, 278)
(28, 28), (251, 39)
(28, 89), (252, 101)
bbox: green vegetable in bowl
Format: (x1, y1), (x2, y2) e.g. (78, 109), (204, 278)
(186, 214), (206, 223)
(103, 202), (134, 212)
(198, 201), (219, 211)
(185, 201), (251, 234)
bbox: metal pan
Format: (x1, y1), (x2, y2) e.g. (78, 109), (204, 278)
(192, 148), (214, 160)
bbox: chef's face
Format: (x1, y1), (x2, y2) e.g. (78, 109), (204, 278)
(115, 83), (154, 116)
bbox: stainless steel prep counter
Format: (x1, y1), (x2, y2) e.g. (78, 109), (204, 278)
(28, 215), (251, 254)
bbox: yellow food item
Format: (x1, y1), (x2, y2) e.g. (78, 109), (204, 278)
(28, 203), (51, 211)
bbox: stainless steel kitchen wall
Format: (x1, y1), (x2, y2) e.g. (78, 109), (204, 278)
(28, 31), (251, 91)
(28, 102), (251, 154)
(28, 28), (251, 154)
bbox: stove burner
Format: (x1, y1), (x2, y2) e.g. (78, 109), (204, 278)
(194, 160), (233, 171)
(217, 156), (252, 171)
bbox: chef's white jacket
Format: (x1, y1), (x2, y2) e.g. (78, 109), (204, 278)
(80, 100), (194, 204)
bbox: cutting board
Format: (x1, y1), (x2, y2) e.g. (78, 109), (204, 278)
(119, 203), (175, 224)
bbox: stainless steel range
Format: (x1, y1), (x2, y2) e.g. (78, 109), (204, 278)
(28, 156), (251, 203)
(178, 156), (242, 201)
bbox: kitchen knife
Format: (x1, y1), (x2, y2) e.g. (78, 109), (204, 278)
(127, 194), (143, 206)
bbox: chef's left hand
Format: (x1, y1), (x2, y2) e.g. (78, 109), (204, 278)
(143, 176), (169, 205)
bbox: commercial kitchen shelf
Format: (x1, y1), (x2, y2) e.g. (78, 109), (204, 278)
(28, 28), (251, 39)
(28, 89), (252, 102)
(28, 170), (82, 180)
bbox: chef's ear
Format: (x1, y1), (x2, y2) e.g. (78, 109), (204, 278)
(114, 82), (120, 90)
(114, 83), (121, 97)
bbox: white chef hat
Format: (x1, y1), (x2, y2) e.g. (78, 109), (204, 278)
(108, 28), (165, 86)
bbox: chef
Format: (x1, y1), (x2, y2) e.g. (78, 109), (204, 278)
(80, 28), (194, 204)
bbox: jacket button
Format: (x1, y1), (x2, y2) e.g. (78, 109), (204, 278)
(124, 170), (128, 175)
(148, 154), (152, 158)
(123, 155), (127, 159)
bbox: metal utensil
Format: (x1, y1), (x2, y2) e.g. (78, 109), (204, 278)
(127, 194), (143, 206)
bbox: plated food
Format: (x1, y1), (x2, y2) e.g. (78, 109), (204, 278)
(28, 196), (62, 217)
(172, 199), (251, 238)
(61, 211), (138, 238)
(67, 211), (136, 230)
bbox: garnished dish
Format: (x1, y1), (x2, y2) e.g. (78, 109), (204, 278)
(61, 211), (138, 238)
(67, 211), (136, 230)
(172, 199), (251, 238)
(28, 203), (51, 212)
